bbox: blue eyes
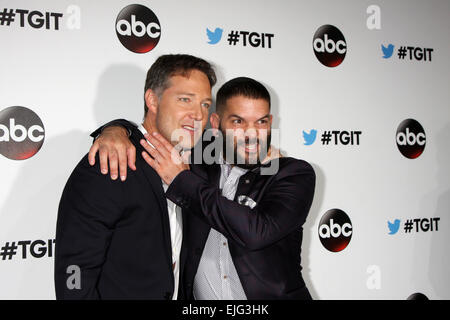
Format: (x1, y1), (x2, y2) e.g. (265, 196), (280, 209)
(179, 97), (210, 108)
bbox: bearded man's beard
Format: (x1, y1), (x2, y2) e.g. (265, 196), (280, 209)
(219, 125), (271, 170)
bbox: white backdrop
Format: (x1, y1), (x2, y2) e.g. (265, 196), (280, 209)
(0, 0), (449, 299)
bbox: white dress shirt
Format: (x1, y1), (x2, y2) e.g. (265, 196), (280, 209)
(193, 160), (248, 300)
(138, 125), (183, 300)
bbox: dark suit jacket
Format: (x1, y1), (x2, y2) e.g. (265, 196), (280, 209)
(54, 127), (186, 300)
(167, 159), (315, 300)
(93, 119), (316, 300)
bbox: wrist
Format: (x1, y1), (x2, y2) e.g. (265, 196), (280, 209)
(100, 126), (130, 139)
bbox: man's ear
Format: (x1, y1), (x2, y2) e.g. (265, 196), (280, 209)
(210, 112), (220, 129)
(144, 89), (158, 114)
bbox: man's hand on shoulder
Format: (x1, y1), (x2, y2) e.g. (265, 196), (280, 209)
(88, 126), (136, 181)
(262, 145), (283, 164)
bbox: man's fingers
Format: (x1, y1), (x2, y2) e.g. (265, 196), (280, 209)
(99, 147), (109, 175)
(140, 139), (157, 156)
(88, 141), (99, 166)
(145, 133), (170, 159)
(118, 149), (128, 181)
(109, 151), (119, 180)
(127, 145), (137, 171)
(141, 151), (159, 170)
(140, 139), (152, 153)
(92, 126), (134, 177)
(140, 139), (162, 163)
(181, 150), (191, 164)
(153, 132), (175, 152)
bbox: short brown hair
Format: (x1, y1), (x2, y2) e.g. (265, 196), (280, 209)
(144, 54), (217, 116)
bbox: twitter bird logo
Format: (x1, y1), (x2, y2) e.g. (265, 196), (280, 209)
(381, 44), (394, 59)
(303, 129), (317, 146)
(388, 219), (401, 235)
(206, 27), (223, 44)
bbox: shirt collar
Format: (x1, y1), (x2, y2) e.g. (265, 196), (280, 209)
(138, 124), (156, 149)
(219, 152), (248, 176)
(139, 124), (168, 187)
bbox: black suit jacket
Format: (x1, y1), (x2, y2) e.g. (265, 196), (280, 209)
(94, 119), (316, 300)
(55, 127), (186, 300)
(167, 159), (315, 300)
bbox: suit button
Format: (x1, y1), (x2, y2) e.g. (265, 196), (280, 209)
(245, 179), (250, 184)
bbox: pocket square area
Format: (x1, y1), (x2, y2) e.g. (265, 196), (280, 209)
(237, 195), (257, 209)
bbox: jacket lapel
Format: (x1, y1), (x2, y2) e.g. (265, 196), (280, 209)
(206, 163), (222, 188)
(142, 163), (173, 270)
(132, 131), (173, 274)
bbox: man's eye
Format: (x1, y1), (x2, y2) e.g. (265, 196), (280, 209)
(232, 119), (242, 124)
(258, 119), (267, 124)
(201, 102), (211, 108)
(179, 97), (190, 102)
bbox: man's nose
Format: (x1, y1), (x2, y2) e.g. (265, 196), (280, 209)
(190, 103), (204, 120)
(245, 127), (258, 140)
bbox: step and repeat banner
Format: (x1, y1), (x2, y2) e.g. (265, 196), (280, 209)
(0, 0), (449, 299)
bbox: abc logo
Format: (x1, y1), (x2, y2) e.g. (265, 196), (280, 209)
(0, 106), (45, 160)
(313, 25), (347, 67)
(318, 208), (352, 252)
(115, 4), (161, 53)
(396, 119), (426, 159)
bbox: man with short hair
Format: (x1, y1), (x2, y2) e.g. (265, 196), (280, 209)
(89, 77), (316, 300)
(54, 54), (216, 299)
